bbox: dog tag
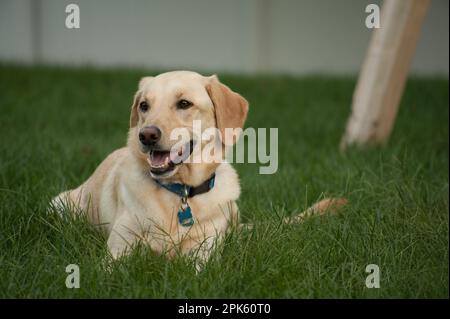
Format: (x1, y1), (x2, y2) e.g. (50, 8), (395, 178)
(178, 205), (194, 227)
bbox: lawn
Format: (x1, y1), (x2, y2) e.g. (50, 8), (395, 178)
(0, 64), (448, 298)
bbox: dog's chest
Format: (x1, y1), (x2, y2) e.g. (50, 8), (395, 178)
(151, 192), (231, 236)
(120, 182), (232, 251)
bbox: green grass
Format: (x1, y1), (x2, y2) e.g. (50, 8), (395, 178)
(0, 64), (448, 298)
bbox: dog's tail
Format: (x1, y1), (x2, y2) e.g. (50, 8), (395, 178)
(283, 197), (348, 224)
(239, 197), (347, 231)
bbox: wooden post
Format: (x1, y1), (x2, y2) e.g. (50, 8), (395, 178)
(340, 0), (430, 150)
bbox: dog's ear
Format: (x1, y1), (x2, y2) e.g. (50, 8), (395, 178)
(130, 77), (153, 128)
(139, 76), (153, 90)
(205, 75), (249, 145)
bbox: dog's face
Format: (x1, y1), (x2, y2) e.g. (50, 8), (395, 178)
(128, 71), (248, 180)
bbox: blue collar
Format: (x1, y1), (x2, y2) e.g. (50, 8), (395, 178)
(154, 174), (216, 227)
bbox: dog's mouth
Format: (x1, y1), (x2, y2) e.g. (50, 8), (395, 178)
(146, 140), (194, 175)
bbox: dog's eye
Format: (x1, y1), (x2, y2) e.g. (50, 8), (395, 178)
(176, 99), (193, 110)
(139, 101), (149, 112)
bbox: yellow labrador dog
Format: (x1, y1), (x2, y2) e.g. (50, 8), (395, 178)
(51, 71), (346, 269)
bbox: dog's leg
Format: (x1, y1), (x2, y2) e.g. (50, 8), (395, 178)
(240, 197), (348, 230)
(49, 191), (75, 216)
(193, 235), (223, 273)
(283, 197), (348, 224)
(107, 213), (142, 259)
(49, 187), (86, 217)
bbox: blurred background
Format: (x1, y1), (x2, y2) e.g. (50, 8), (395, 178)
(0, 0), (448, 75)
(0, 1), (448, 298)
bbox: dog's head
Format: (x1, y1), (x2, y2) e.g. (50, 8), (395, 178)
(128, 71), (248, 182)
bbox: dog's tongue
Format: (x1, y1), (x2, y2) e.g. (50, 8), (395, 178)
(150, 151), (170, 166)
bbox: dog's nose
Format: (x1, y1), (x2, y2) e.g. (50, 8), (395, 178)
(139, 126), (161, 146)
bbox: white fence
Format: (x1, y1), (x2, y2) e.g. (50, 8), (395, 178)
(0, 0), (448, 75)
